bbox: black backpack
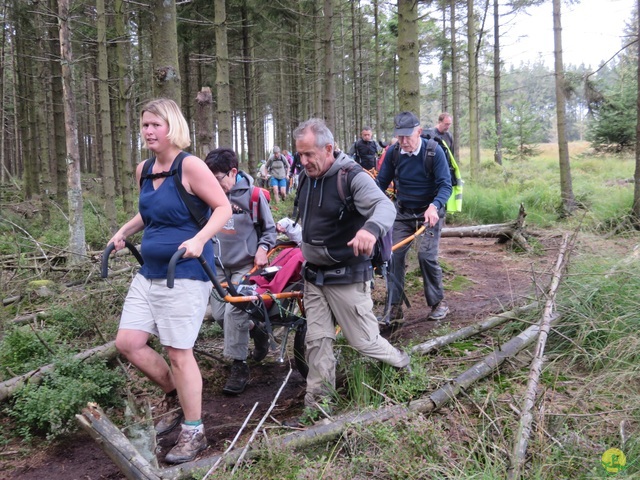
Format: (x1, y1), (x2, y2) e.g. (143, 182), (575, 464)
(336, 164), (393, 270)
(293, 162), (392, 271)
(389, 136), (458, 188)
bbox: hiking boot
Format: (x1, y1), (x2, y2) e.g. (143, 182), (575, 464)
(428, 301), (449, 321)
(250, 321), (270, 362)
(155, 392), (184, 436)
(393, 352), (414, 377)
(390, 304), (404, 322)
(222, 360), (249, 395)
(164, 425), (207, 464)
(380, 305), (404, 333)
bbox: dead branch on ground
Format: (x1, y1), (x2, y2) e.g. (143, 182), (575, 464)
(508, 233), (572, 480)
(442, 203), (531, 252)
(412, 302), (539, 355)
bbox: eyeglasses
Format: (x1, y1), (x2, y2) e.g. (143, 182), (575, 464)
(214, 170), (231, 182)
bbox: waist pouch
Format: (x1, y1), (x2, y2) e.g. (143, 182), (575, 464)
(303, 260), (373, 286)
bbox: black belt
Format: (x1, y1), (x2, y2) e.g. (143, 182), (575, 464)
(397, 204), (429, 215)
(303, 260), (373, 286)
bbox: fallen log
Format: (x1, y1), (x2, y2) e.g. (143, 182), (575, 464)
(442, 203), (531, 252)
(76, 403), (161, 480)
(412, 302), (539, 355)
(0, 341), (117, 403)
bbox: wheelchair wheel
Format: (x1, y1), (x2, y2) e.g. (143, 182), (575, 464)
(293, 321), (308, 379)
(270, 281), (308, 378)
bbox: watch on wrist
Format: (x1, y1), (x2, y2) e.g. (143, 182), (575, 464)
(429, 203), (438, 210)
(259, 244), (269, 251)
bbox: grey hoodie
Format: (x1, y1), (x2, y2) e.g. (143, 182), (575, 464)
(216, 171), (277, 270)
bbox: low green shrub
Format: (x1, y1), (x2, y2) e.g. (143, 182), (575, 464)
(7, 358), (124, 441)
(0, 325), (62, 378)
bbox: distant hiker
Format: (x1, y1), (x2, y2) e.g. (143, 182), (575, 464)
(348, 126), (382, 171)
(256, 160), (269, 188)
(108, 98), (231, 464)
(266, 146), (290, 202)
(424, 112), (454, 155)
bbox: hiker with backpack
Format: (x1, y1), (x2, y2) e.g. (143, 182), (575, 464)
(377, 111), (452, 328)
(291, 118), (410, 419)
(266, 146), (290, 202)
(107, 98), (232, 464)
(348, 126), (382, 171)
(204, 147), (277, 396)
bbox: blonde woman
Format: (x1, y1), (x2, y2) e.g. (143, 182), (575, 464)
(108, 98), (231, 464)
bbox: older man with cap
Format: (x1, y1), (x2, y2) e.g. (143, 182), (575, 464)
(376, 111), (452, 327)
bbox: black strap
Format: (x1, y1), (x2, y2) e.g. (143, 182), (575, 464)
(292, 171), (308, 225)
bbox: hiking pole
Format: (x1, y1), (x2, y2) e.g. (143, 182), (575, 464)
(391, 225), (426, 252)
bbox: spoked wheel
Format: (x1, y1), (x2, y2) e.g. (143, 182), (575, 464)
(270, 281), (308, 378)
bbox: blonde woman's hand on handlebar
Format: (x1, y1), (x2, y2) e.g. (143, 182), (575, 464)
(178, 237), (206, 258)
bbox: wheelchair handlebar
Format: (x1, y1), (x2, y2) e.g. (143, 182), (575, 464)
(166, 248), (229, 299)
(101, 240), (144, 278)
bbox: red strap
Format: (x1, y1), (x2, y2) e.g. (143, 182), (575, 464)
(250, 187), (260, 223)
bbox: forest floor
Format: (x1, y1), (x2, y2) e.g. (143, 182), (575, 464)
(2, 228), (565, 480)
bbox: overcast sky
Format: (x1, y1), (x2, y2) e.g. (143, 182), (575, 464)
(500, 0), (635, 69)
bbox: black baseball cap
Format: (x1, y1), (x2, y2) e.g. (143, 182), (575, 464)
(394, 111), (420, 136)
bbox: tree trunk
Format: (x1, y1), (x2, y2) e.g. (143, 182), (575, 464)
(323, 0), (336, 132)
(633, 0), (640, 220)
(441, 6), (448, 111)
(97, 0), (117, 233)
(215, 0), (232, 147)
(35, 6), (51, 222)
(77, 403), (161, 480)
(340, 10), (349, 144)
(468, 0), (480, 180)
(552, 0), (576, 216)
(13, 4), (36, 198)
(350, 1), (359, 130)
(441, 203), (531, 252)
(48, 0), (67, 208)
(313, 2), (323, 119)
(493, 0), (503, 165)
(374, 0), (382, 140)
(0, 1), (5, 186)
(397, 0), (420, 113)
(114, 0), (135, 216)
(150, 0), (181, 104)
(241, 1), (256, 171)
(451, 0), (461, 160)
(57, 0), (87, 264)
(195, 87), (214, 158)
(412, 302), (539, 355)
